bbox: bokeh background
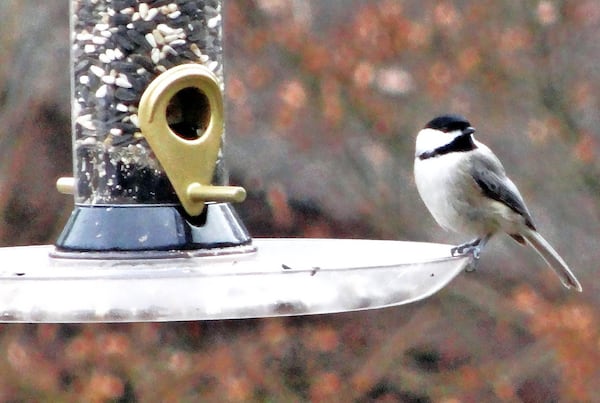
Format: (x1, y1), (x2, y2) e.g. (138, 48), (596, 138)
(0, 0), (598, 401)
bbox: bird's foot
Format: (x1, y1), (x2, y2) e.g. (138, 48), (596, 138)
(451, 236), (491, 272)
(451, 239), (483, 259)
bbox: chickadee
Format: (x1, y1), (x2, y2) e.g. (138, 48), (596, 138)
(414, 114), (582, 292)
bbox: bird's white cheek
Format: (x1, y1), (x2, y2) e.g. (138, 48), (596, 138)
(415, 128), (461, 157)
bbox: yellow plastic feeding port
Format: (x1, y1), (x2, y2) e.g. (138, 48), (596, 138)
(138, 64), (246, 216)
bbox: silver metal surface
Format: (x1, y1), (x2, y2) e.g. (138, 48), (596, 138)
(0, 239), (471, 322)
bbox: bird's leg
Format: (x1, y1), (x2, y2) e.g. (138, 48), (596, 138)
(451, 235), (491, 271)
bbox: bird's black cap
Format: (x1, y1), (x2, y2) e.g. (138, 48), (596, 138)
(425, 114), (472, 133)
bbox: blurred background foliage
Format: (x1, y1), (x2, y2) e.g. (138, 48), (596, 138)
(0, 0), (598, 401)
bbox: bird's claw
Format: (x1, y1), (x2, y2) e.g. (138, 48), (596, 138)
(451, 243), (482, 259)
(451, 239), (486, 272)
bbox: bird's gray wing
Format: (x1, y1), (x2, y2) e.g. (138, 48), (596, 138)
(469, 154), (536, 230)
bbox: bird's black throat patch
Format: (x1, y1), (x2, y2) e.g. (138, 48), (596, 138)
(418, 133), (477, 160)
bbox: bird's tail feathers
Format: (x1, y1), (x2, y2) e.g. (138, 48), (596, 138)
(523, 229), (582, 292)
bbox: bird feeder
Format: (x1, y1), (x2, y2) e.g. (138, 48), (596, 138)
(0, 0), (472, 322)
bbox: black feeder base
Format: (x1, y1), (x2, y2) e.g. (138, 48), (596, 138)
(54, 203), (252, 257)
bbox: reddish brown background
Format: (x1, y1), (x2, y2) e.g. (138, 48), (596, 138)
(0, 1), (598, 401)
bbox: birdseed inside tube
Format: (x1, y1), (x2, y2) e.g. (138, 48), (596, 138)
(70, 0), (225, 204)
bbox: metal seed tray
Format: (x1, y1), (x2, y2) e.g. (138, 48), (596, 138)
(0, 238), (471, 322)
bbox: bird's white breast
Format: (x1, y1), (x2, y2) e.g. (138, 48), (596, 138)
(414, 152), (470, 233)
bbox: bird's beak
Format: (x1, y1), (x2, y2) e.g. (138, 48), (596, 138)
(462, 127), (475, 135)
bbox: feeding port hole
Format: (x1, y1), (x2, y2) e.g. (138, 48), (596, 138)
(166, 87), (211, 140)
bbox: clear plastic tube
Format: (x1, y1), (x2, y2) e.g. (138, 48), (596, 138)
(70, 0), (225, 204)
